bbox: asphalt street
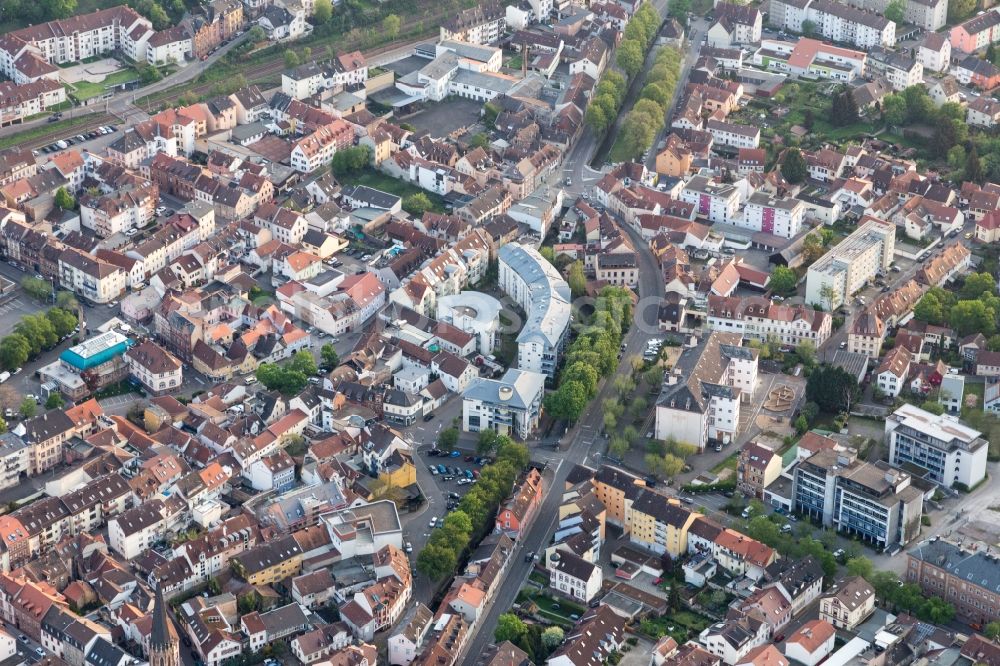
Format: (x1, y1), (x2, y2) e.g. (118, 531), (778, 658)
(461, 102), (669, 658)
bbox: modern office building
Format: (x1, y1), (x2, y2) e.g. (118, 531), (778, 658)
(885, 403), (988, 490)
(497, 243), (571, 378)
(793, 448), (923, 550)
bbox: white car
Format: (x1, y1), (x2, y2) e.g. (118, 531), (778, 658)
(429, 517), (437, 528)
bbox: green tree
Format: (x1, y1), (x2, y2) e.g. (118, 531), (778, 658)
(0, 335), (30, 371)
(797, 340), (816, 366)
(320, 344), (339, 369)
(882, 94), (907, 127)
(567, 261), (586, 298)
(668, 0), (690, 20)
(948, 0), (975, 23)
(914, 292), (944, 324)
(416, 542), (457, 580)
(46, 308), (77, 338)
(641, 83), (672, 109)
(331, 145), (371, 174)
(437, 427), (459, 451)
(960, 272), (996, 299)
(469, 133), (490, 150)
(313, 0), (333, 22)
(403, 193), (434, 216)
(781, 148), (808, 184)
(288, 349), (317, 376)
(15, 314), (57, 354)
(770, 266), (798, 294)
(54, 187), (74, 211)
(284, 49), (300, 69)
(801, 19), (817, 35)
(495, 613), (527, 643)
(543, 381), (589, 422)
(382, 13), (401, 39)
(19, 398), (35, 420)
(985, 622), (1000, 640)
(967, 145), (985, 185)
(20, 277), (52, 302)
(477, 429), (501, 454)
(884, 0), (905, 22)
(44, 393), (63, 410)
(248, 24), (266, 41)
(585, 103), (610, 132)
(541, 627), (565, 651)
(806, 365), (860, 414)
(950, 299), (996, 337)
(948, 144), (967, 172)
(563, 362), (599, 397)
(617, 40), (644, 79)
(846, 557), (874, 579)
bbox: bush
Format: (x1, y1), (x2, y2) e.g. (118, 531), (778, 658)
(681, 480), (737, 494)
(921, 515), (931, 526)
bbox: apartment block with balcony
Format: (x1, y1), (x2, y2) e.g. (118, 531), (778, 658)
(462, 368), (546, 441)
(805, 219), (895, 309)
(498, 243), (571, 378)
(793, 448), (923, 550)
(885, 403), (988, 489)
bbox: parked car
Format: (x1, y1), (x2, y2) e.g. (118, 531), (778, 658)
(429, 517), (437, 528)
(423, 412), (435, 422)
(449, 450), (460, 458)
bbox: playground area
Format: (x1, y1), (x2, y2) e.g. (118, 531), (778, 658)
(763, 384), (795, 411)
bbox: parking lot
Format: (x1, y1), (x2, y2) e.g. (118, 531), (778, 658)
(0, 295), (49, 338)
(34, 124), (118, 157)
(403, 97), (484, 137)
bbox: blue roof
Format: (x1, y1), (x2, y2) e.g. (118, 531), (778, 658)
(59, 331), (133, 370)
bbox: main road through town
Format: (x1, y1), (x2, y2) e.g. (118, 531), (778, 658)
(461, 65), (675, 657)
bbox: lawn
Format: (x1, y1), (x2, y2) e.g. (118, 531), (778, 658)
(607, 135), (636, 164)
(337, 169), (446, 213)
(710, 452), (738, 474)
(69, 67), (142, 101)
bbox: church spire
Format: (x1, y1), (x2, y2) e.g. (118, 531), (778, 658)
(149, 581), (179, 666)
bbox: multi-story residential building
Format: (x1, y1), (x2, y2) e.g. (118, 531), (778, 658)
(628, 493), (698, 556)
(954, 55), (1000, 90)
(0, 6), (153, 82)
(0, 80), (66, 127)
(906, 539), (1000, 625)
(866, 48), (923, 91)
(707, 2), (763, 47)
(967, 96), (1000, 128)
(769, 0), (895, 46)
(58, 248), (127, 304)
(819, 576), (875, 630)
(885, 403), (988, 490)
(848, 310), (885, 359)
(439, 0), (506, 43)
(124, 340), (183, 395)
(741, 193), (804, 238)
(18, 409), (75, 476)
(108, 498), (180, 559)
(462, 369), (546, 441)
(876, 347), (911, 398)
(805, 219), (895, 310)
(654, 332), (758, 450)
(793, 448), (923, 550)
(680, 176), (741, 224)
(231, 535), (304, 586)
(950, 9), (1000, 53)
(919, 32), (951, 73)
(810, 0), (895, 47)
(737, 442), (781, 499)
(707, 295), (832, 348)
(80, 182), (158, 237)
(549, 551), (602, 602)
(290, 120), (354, 173)
(595, 252), (639, 287)
(498, 243), (571, 378)
(706, 120), (761, 149)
